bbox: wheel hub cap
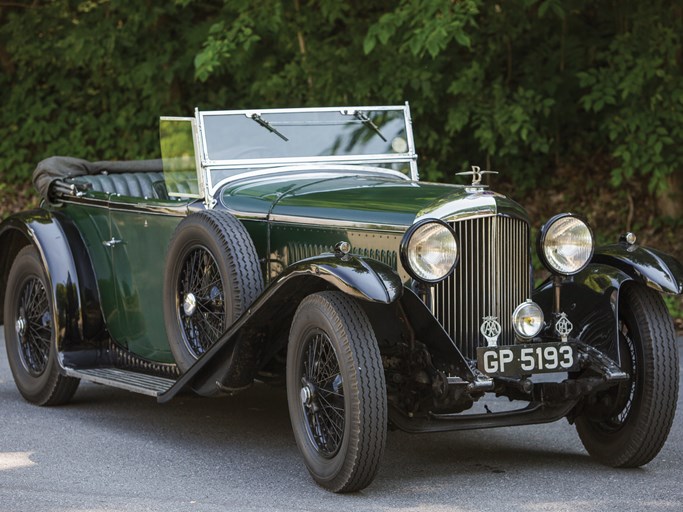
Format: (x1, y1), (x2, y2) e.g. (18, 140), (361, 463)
(300, 384), (313, 407)
(183, 293), (197, 316)
(16, 316), (26, 336)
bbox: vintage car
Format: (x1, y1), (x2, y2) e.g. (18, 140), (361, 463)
(1, 104), (681, 492)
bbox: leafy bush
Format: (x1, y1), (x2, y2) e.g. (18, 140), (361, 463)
(1, 0), (681, 201)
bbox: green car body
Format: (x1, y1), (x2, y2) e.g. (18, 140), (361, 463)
(1, 104), (681, 492)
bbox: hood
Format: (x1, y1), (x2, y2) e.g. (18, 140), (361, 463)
(220, 171), (527, 229)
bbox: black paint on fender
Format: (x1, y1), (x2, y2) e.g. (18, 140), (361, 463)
(593, 243), (683, 295)
(0, 209), (106, 368)
(534, 241), (683, 367)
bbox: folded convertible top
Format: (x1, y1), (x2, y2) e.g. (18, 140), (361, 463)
(33, 156), (162, 202)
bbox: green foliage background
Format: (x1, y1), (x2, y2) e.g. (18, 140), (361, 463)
(1, 0), (681, 190)
(0, 0), (681, 317)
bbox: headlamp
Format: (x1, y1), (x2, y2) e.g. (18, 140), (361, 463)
(538, 214), (594, 276)
(400, 220), (458, 283)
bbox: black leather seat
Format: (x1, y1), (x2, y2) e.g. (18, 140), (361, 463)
(69, 172), (165, 199)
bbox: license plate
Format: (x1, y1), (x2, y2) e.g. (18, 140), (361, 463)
(476, 342), (579, 377)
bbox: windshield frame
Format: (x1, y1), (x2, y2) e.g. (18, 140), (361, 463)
(194, 103), (418, 196)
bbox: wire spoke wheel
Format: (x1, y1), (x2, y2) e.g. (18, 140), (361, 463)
(16, 276), (52, 376)
(177, 245), (226, 358)
(287, 292), (387, 493)
(3, 245), (79, 406)
(300, 330), (345, 458)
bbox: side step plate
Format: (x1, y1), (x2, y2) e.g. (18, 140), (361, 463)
(64, 368), (176, 397)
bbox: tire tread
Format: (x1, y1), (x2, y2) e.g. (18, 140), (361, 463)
(576, 284), (678, 467)
(288, 291), (387, 493)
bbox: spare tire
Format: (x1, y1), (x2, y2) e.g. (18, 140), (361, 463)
(163, 210), (263, 372)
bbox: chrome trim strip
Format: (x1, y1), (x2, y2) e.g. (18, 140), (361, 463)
(211, 164), (412, 196)
(202, 155), (417, 185)
(203, 153), (416, 171)
(200, 105), (407, 116)
(169, 192), (201, 198)
(59, 196), (190, 217)
(223, 209), (268, 221)
(268, 213), (409, 232)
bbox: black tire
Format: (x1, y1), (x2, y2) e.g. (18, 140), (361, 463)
(163, 210), (263, 372)
(575, 284), (679, 467)
(3, 245), (80, 405)
(286, 291), (387, 493)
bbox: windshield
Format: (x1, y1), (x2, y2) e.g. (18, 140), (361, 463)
(201, 108), (410, 162)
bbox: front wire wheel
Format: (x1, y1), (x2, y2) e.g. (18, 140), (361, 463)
(575, 284), (679, 467)
(300, 329), (345, 458)
(287, 292), (387, 493)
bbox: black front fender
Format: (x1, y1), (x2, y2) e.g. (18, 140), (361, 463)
(534, 264), (626, 362)
(593, 243), (683, 295)
(533, 243), (682, 366)
(279, 253), (403, 304)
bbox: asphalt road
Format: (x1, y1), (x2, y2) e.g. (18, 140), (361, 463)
(0, 329), (682, 512)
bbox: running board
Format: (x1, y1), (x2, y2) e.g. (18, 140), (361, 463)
(64, 367), (176, 397)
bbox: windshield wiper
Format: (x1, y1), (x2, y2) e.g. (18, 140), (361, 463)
(249, 113), (289, 141)
(349, 110), (387, 142)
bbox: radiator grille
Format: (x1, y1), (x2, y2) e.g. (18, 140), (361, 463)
(432, 215), (530, 360)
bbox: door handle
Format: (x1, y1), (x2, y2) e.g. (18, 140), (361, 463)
(103, 238), (124, 248)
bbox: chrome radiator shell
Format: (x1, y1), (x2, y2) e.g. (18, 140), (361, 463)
(431, 215), (531, 360)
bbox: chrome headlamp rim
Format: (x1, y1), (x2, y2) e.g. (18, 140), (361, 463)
(537, 213), (595, 277)
(400, 219), (459, 284)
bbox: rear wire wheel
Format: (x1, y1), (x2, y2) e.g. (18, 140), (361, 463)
(3, 245), (79, 405)
(575, 284), (679, 467)
(287, 292), (387, 492)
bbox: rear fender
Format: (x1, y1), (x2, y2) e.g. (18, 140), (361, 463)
(0, 210), (105, 366)
(160, 254), (403, 400)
